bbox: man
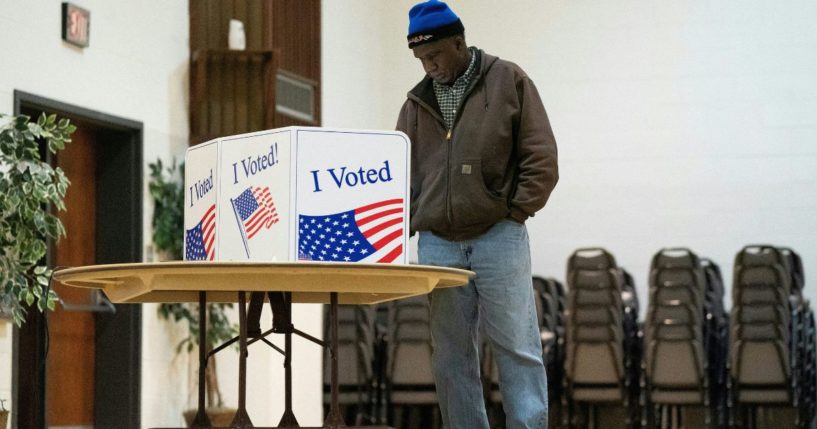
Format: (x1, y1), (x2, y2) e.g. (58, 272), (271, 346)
(396, 1), (559, 428)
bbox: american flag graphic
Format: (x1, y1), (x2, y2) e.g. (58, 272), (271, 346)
(298, 198), (404, 263)
(232, 186), (279, 239)
(298, 198), (403, 263)
(185, 204), (216, 260)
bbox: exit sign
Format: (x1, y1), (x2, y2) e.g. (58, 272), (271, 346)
(62, 3), (90, 48)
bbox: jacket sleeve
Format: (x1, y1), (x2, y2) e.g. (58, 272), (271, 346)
(509, 76), (559, 223)
(395, 100), (417, 236)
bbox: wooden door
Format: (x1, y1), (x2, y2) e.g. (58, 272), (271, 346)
(14, 91), (143, 429)
(46, 118), (98, 428)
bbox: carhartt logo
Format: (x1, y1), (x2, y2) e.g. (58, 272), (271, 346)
(408, 34), (433, 44)
(461, 164), (472, 175)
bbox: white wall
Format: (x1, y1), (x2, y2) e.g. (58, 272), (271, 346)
(322, 0), (817, 308)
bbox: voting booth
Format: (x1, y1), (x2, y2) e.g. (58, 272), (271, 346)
(184, 127), (410, 264)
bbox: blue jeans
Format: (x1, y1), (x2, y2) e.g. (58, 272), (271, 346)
(419, 220), (548, 429)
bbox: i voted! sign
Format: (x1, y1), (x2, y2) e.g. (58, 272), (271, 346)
(183, 127), (410, 264)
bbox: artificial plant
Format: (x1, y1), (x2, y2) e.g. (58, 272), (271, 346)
(0, 113), (74, 326)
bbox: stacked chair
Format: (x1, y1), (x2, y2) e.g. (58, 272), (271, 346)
(620, 268), (643, 428)
(322, 304), (377, 425)
(701, 258), (730, 427)
(564, 248), (641, 428)
(643, 248), (727, 428)
(801, 307), (817, 426)
(385, 295), (440, 429)
(539, 277), (569, 428)
(534, 276), (565, 374)
(729, 245), (816, 428)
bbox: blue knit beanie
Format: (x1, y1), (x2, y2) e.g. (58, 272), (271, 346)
(407, 0), (464, 49)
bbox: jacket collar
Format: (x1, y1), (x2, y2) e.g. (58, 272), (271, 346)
(407, 49), (498, 118)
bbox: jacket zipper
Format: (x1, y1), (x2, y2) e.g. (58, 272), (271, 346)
(445, 79), (479, 226)
(445, 129), (453, 224)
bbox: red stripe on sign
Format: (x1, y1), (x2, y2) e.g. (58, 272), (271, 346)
(202, 205), (216, 259)
(357, 207), (403, 227)
(372, 229), (403, 250)
(355, 198), (403, 215)
(377, 244), (403, 263)
(363, 217), (402, 239)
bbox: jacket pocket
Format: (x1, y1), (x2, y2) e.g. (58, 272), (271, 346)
(411, 168), (447, 231)
(449, 158), (509, 227)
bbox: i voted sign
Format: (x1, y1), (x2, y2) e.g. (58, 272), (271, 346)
(295, 129), (409, 264)
(184, 127), (410, 264)
(309, 160), (393, 193)
(184, 141), (219, 261)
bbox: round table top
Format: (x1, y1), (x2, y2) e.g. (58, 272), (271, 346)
(53, 261), (474, 305)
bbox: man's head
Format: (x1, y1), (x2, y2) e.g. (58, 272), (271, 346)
(407, 0), (470, 84)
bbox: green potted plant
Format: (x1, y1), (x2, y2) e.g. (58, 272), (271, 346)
(148, 158), (184, 261)
(0, 113), (74, 326)
(148, 158), (238, 425)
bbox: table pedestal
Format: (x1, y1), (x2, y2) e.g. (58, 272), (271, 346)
(156, 290), (391, 429)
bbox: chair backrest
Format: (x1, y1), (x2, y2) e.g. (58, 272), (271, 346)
(650, 284), (702, 313)
(651, 247), (700, 271)
(620, 269), (639, 313)
(532, 276), (550, 328)
(572, 304), (621, 326)
(323, 305), (376, 406)
(567, 247), (617, 272)
(735, 245), (784, 267)
(571, 268), (622, 291)
(701, 258), (725, 297)
(778, 247), (805, 293)
(386, 295), (436, 401)
(648, 302), (698, 327)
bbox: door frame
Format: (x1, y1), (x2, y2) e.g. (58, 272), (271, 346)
(12, 90), (143, 429)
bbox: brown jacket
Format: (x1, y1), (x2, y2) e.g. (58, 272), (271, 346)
(396, 49), (559, 240)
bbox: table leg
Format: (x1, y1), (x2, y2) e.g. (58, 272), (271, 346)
(231, 291), (254, 428)
(191, 291), (213, 428)
(324, 292), (346, 428)
(278, 293), (299, 427)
